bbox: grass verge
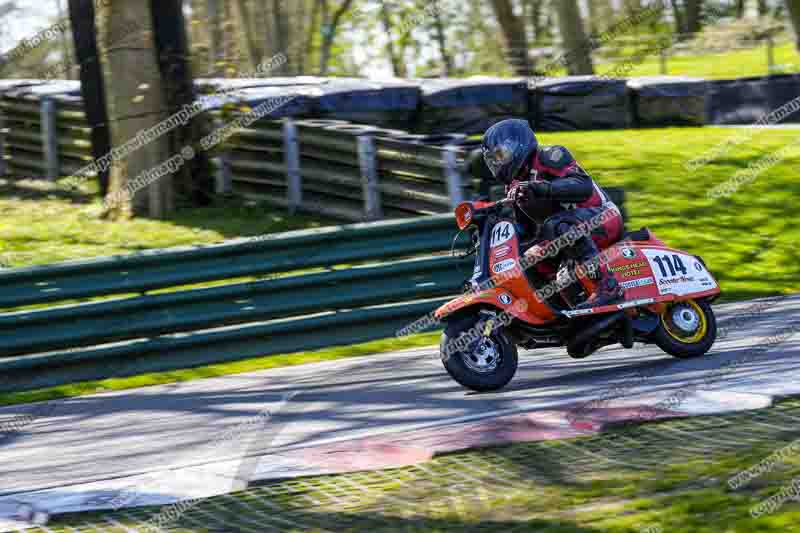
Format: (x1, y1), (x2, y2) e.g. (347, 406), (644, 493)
(0, 178), (335, 267)
(22, 397), (800, 532)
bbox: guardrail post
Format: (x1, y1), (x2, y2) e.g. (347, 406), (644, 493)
(659, 47), (668, 75)
(357, 135), (382, 221)
(443, 145), (465, 209)
(283, 118), (302, 214)
(0, 112), (5, 177)
(214, 154), (232, 195)
(766, 35), (775, 74)
(212, 117), (233, 195)
(41, 97), (59, 180)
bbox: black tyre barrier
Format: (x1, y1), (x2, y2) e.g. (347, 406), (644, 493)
(707, 74), (800, 125)
(293, 119), (351, 128)
(322, 124), (381, 135)
(389, 133), (468, 145)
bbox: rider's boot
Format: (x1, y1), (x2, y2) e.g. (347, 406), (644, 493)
(575, 261), (624, 309)
(564, 233), (624, 309)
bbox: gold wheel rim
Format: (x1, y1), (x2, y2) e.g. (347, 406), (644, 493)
(662, 300), (708, 344)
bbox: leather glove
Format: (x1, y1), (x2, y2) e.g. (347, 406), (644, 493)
(507, 180), (551, 204)
(528, 180), (551, 198)
(506, 182), (528, 204)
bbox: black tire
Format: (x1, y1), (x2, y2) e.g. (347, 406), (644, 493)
(653, 299), (717, 359)
(440, 316), (518, 392)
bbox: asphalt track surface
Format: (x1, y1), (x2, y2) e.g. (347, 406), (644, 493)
(1, 295), (798, 500)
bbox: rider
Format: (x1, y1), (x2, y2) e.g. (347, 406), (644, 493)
(481, 119), (624, 309)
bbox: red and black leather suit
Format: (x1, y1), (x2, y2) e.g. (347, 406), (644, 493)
(508, 145), (624, 301)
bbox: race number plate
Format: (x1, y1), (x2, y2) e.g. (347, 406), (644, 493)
(490, 222), (514, 247)
(641, 249), (717, 296)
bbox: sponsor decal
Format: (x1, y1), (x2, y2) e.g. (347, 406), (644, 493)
(621, 247), (637, 259)
(617, 298), (656, 310)
(620, 269), (642, 278)
(493, 245), (511, 258)
(621, 277), (655, 290)
(694, 261), (704, 272)
(609, 261), (647, 273)
(464, 210), (472, 222)
(563, 308), (595, 317)
(498, 293), (513, 305)
(659, 275), (696, 285)
(492, 259), (516, 274)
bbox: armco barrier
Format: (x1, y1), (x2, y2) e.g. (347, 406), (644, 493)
(0, 214), (471, 393)
(0, 190), (628, 393)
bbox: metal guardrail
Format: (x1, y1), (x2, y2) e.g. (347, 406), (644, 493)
(0, 214), (460, 308)
(213, 110), (474, 221)
(0, 214), (473, 393)
(0, 87), (92, 180)
(0, 83), (475, 222)
(0, 183), (628, 394)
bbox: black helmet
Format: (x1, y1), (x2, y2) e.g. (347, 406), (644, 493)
(481, 119), (538, 184)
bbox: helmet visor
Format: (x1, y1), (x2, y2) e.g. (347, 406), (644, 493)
(482, 142), (516, 178)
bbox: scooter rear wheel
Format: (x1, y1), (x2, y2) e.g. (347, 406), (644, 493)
(440, 316), (518, 392)
(653, 299), (717, 358)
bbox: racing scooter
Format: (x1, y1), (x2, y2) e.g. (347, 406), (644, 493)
(435, 192), (720, 392)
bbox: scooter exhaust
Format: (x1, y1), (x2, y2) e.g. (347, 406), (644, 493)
(568, 311), (627, 354)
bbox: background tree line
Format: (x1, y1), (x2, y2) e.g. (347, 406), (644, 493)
(0, 1), (798, 81)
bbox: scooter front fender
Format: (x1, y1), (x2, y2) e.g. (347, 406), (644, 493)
(434, 287), (552, 326)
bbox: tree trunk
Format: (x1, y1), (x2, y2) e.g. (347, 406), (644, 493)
(686, 0), (702, 33)
(257, 0), (281, 73)
(54, 0), (73, 79)
(232, 0), (259, 70)
(95, 0), (172, 218)
(489, 0), (532, 75)
(529, 0), (544, 42)
(151, 0), (211, 207)
(670, 0), (686, 33)
(68, 0), (110, 196)
(587, 0), (598, 34)
(586, 0), (614, 34)
(736, 0), (745, 18)
(288, 0), (307, 75)
(378, 0), (405, 77)
(788, 0), (800, 51)
(622, 0), (641, 15)
(305, 0), (323, 72)
(223, 0), (238, 76)
(319, 0), (354, 76)
(556, 0), (593, 75)
(207, 0), (224, 76)
(431, 0), (454, 76)
(273, 0), (290, 69)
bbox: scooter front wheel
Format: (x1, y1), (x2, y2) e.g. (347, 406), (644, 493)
(440, 316), (518, 392)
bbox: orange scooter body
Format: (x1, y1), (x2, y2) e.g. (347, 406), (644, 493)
(435, 201), (721, 325)
(435, 218), (557, 325)
(564, 237), (722, 318)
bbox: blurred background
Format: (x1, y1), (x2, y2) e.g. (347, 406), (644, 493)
(1, 0), (798, 80)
